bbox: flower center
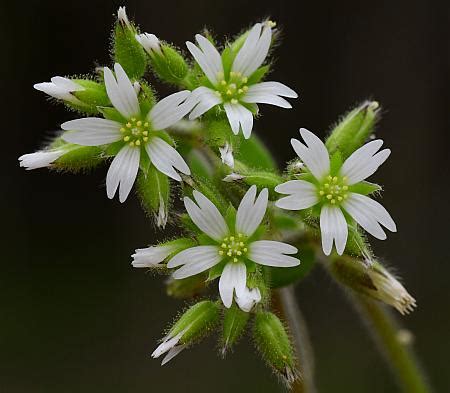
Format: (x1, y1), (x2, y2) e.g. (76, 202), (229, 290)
(219, 233), (248, 262)
(318, 175), (349, 205)
(120, 117), (151, 147)
(215, 71), (249, 103)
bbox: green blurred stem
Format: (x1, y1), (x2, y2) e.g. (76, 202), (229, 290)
(273, 286), (317, 393)
(353, 295), (431, 393)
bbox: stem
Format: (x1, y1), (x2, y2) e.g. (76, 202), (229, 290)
(353, 295), (432, 393)
(272, 286), (317, 393)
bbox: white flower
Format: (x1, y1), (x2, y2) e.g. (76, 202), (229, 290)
(18, 149), (66, 170)
(34, 77), (85, 103)
(275, 128), (397, 255)
(131, 244), (176, 267)
(166, 185), (300, 311)
(151, 329), (187, 365)
(219, 142), (234, 168)
(136, 33), (162, 56)
(185, 22), (298, 138)
(61, 63), (191, 203)
(235, 286), (261, 312)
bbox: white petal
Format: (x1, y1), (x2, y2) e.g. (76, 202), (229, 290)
(152, 331), (183, 358)
(18, 150), (65, 170)
(183, 191), (229, 241)
(195, 34), (223, 78)
(341, 140), (390, 184)
(186, 37), (223, 85)
(235, 287), (261, 312)
(61, 118), (122, 146)
(291, 128), (330, 180)
(320, 205), (348, 255)
(106, 145), (140, 203)
(219, 142), (234, 168)
(51, 76), (85, 91)
(169, 246), (222, 279)
(232, 23), (271, 76)
(149, 91), (192, 130)
(244, 81), (298, 98)
(343, 193), (396, 239)
(187, 87), (222, 119)
(131, 245), (175, 268)
(275, 180), (318, 210)
(235, 186), (268, 236)
(136, 33), (162, 55)
(219, 262), (247, 308)
(161, 345), (186, 365)
(241, 93), (292, 108)
(248, 240), (300, 267)
(223, 103), (253, 139)
(145, 137), (190, 181)
(103, 64), (139, 118)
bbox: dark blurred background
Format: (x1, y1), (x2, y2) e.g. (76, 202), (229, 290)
(1, 0), (449, 392)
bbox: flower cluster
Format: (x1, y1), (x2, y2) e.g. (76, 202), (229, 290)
(19, 6), (412, 386)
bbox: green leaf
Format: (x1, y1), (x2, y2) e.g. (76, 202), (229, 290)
(234, 134), (277, 171)
(113, 22), (147, 79)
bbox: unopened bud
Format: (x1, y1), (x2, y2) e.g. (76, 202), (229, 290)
(136, 33), (162, 56)
(326, 100), (380, 159)
(113, 8), (147, 79)
(223, 172), (245, 182)
(136, 167), (170, 228)
(19, 149), (66, 170)
(117, 6), (130, 28)
(152, 301), (220, 365)
(330, 256), (416, 315)
(253, 311), (297, 385)
(221, 305), (250, 356)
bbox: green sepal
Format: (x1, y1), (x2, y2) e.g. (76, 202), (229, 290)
(137, 81), (156, 115)
(326, 101), (380, 159)
(220, 304), (250, 355)
(68, 79), (109, 114)
(221, 46), (235, 79)
(184, 175), (229, 215)
(224, 204), (237, 231)
(266, 245), (315, 288)
(170, 300), (221, 344)
(136, 166), (170, 227)
(98, 107), (126, 123)
(247, 65), (270, 85)
(113, 20), (147, 79)
(329, 151), (343, 176)
(236, 167), (283, 195)
(208, 259), (227, 281)
(349, 181), (381, 195)
(149, 44), (189, 87)
(253, 311), (296, 382)
(104, 141), (123, 156)
(52, 145), (104, 173)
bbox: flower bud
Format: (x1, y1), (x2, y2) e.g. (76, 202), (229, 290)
(220, 304), (250, 356)
(219, 142), (234, 168)
(136, 35), (189, 86)
(330, 256), (416, 315)
(325, 100), (380, 159)
(132, 238), (195, 268)
(113, 7), (147, 79)
(253, 311), (297, 385)
(152, 301), (220, 364)
(136, 167), (170, 228)
(34, 78), (108, 114)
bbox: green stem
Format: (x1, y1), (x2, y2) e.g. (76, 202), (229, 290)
(272, 286), (317, 393)
(353, 295), (432, 393)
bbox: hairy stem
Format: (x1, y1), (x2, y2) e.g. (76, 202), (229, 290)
(352, 295), (432, 393)
(272, 286), (317, 393)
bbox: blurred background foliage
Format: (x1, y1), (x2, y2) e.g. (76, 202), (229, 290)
(1, 0), (448, 391)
